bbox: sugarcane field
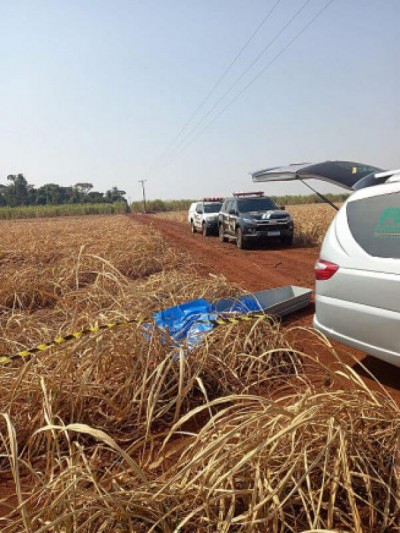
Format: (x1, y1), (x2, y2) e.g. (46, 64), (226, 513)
(0, 207), (396, 531)
(1, 1), (400, 531)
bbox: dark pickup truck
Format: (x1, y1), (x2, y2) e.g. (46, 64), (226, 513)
(218, 192), (294, 249)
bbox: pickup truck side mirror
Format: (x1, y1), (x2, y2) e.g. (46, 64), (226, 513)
(279, 205), (285, 210)
(228, 208), (237, 215)
(196, 208), (204, 214)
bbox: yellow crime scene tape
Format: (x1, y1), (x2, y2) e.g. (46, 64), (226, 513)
(0, 311), (270, 365)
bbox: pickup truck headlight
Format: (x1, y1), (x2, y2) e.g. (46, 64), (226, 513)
(242, 218), (256, 224)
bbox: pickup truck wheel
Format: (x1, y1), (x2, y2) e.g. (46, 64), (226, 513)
(202, 223), (210, 237)
(219, 225), (227, 242)
(236, 228), (247, 249)
(191, 221), (197, 233)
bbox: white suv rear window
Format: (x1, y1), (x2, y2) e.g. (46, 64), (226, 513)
(347, 192), (400, 258)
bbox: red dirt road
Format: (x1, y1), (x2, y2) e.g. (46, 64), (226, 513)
(134, 214), (400, 401)
(135, 215), (317, 291)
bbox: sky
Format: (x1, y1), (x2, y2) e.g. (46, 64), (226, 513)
(0, 0), (399, 202)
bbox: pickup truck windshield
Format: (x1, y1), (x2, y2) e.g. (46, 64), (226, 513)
(237, 198), (276, 212)
(204, 203), (222, 213)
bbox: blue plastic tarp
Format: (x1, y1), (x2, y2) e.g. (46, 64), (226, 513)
(150, 294), (264, 351)
(152, 298), (215, 349)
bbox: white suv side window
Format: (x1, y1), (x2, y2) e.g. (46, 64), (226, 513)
(347, 192), (400, 258)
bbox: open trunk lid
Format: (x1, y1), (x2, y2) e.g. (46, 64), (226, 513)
(251, 161), (383, 190)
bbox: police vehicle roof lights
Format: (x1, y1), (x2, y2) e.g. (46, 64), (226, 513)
(233, 191), (264, 198)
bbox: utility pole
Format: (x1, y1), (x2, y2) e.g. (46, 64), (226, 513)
(138, 179), (147, 213)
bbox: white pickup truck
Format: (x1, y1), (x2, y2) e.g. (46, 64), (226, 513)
(188, 198), (223, 236)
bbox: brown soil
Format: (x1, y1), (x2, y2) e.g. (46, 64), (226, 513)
(133, 214), (400, 402)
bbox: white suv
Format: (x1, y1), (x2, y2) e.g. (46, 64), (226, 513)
(252, 161), (400, 367)
(314, 174), (400, 367)
(188, 202), (198, 224)
(188, 198), (223, 236)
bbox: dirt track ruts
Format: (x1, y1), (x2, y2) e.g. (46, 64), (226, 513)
(133, 214), (400, 402)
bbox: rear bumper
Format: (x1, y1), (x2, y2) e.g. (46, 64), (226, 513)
(314, 295), (400, 367)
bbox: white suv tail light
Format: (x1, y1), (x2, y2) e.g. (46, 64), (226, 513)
(315, 259), (339, 281)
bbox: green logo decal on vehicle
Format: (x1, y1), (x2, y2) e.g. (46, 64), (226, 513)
(374, 207), (400, 238)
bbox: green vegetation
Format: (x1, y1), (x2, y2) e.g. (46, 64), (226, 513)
(0, 202), (129, 220)
(131, 193), (349, 213)
(130, 198), (195, 213)
(1, 174), (127, 207)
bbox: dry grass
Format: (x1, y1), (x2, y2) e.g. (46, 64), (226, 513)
(155, 210), (188, 224)
(0, 216), (188, 351)
(156, 203), (337, 246)
(0, 214), (398, 532)
(287, 204), (337, 246)
(0, 216), (241, 443)
(159, 382), (399, 532)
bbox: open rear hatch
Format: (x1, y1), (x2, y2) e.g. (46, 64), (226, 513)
(252, 161), (383, 190)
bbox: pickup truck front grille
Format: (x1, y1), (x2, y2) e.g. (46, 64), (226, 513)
(268, 213), (289, 220)
(256, 223), (289, 232)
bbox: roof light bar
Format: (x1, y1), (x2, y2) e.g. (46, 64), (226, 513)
(202, 197), (223, 202)
(233, 191), (264, 198)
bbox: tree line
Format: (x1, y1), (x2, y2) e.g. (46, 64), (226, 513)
(0, 174), (127, 207)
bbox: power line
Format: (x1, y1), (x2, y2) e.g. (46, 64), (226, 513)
(149, 0), (282, 172)
(162, 0), (312, 163)
(168, 0), (282, 146)
(162, 0), (335, 167)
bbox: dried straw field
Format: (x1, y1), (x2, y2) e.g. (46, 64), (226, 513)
(0, 213), (398, 532)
